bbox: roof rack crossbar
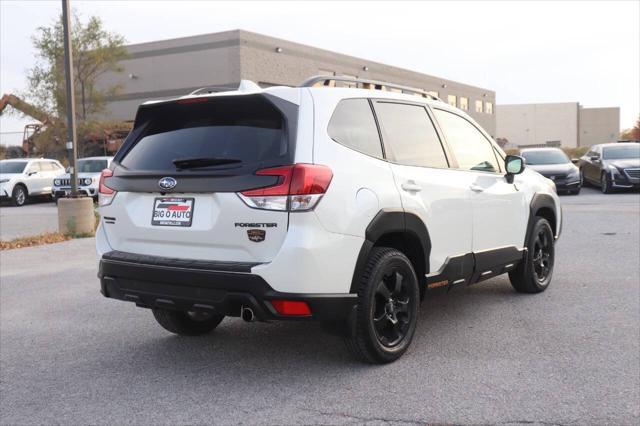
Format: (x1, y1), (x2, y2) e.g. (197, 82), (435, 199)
(300, 75), (442, 101)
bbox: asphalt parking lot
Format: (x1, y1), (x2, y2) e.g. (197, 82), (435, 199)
(0, 198), (59, 241)
(1, 187), (639, 425)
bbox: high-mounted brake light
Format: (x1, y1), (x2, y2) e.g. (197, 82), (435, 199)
(238, 164), (332, 211)
(98, 169), (117, 207)
(270, 300), (312, 316)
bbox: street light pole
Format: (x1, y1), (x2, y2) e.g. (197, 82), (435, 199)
(61, 0), (78, 197)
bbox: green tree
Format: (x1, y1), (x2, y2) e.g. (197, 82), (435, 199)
(19, 12), (128, 158)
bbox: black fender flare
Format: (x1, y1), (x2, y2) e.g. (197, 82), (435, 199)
(527, 193), (560, 245)
(349, 209), (431, 293)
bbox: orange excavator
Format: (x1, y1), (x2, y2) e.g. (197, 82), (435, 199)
(0, 93), (131, 156)
(0, 93), (58, 154)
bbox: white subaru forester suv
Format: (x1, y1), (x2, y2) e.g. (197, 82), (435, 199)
(96, 77), (561, 363)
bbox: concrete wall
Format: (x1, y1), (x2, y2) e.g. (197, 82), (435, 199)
(496, 103), (579, 148)
(96, 30), (242, 121)
(578, 107), (620, 147)
(237, 31), (496, 135)
(96, 30), (496, 135)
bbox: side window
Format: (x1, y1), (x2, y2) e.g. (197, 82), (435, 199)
(26, 162), (41, 174)
(433, 109), (500, 173)
(374, 102), (448, 168)
(327, 99), (383, 159)
(40, 162), (54, 171)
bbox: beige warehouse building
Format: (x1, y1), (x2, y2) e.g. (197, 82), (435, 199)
(496, 102), (620, 148)
(97, 29), (497, 135)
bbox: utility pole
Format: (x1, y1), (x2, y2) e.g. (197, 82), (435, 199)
(61, 0), (78, 197)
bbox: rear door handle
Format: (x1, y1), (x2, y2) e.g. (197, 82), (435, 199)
(401, 181), (422, 192)
(469, 184), (484, 192)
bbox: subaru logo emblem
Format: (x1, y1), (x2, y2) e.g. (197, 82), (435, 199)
(158, 177), (177, 190)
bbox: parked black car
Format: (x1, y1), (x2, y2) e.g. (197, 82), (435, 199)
(520, 148), (581, 195)
(579, 143), (640, 193)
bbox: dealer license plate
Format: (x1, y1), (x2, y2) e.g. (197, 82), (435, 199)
(151, 197), (194, 227)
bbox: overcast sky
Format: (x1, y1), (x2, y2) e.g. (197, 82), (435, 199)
(1, 0), (639, 145)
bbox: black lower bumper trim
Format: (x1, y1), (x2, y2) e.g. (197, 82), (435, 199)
(99, 252), (357, 322)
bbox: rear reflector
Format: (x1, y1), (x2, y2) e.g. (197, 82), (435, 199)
(270, 300), (312, 316)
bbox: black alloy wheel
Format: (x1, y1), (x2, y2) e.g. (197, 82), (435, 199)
(531, 227), (552, 283)
(344, 247), (419, 363)
(372, 270), (414, 347)
(509, 216), (555, 293)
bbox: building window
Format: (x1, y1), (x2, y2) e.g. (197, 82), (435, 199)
(475, 100), (483, 113)
(485, 101), (493, 114)
(459, 97), (468, 111)
(427, 91), (439, 98)
(447, 95), (457, 107)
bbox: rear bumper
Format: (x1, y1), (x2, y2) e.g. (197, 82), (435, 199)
(98, 251), (357, 322)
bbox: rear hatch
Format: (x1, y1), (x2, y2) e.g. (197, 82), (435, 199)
(100, 93), (298, 263)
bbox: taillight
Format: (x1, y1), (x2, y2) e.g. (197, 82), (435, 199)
(270, 300), (312, 316)
(98, 169), (117, 207)
(238, 164), (332, 211)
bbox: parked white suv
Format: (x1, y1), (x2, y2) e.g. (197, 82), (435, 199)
(0, 158), (65, 206)
(96, 77), (561, 363)
(52, 156), (113, 201)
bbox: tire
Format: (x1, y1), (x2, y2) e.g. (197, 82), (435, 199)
(11, 185), (27, 207)
(344, 247), (419, 364)
(601, 172), (612, 194)
(152, 308), (224, 336)
(509, 217), (555, 293)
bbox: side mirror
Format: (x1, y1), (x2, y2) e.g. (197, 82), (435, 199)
(571, 158), (579, 165)
(590, 155), (600, 162)
(505, 155), (525, 184)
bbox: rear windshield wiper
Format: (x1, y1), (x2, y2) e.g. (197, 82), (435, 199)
(172, 157), (242, 170)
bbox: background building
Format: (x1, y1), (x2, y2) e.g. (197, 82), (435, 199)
(496, 102), (620, 148)
(96, 29), (497, 135)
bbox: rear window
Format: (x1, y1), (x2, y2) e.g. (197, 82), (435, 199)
(121, 95), (288, 171)
(78, 159), (108, 173)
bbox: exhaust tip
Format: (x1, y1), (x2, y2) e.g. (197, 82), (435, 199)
(241, 305), (255, 322)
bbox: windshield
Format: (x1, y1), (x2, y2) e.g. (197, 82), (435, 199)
(521, 150), (569, 165)
(603, 145), (640, 160)
(0, 161), (28, 174)
(77, 159), (108, 173)
(121, 95), (288, 171)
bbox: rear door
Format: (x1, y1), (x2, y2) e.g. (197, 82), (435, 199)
(100, 93), (299, 263)
(372, 100), (473, 276)
(25, 161), (48, 195)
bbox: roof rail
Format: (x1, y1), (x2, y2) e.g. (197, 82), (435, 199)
(300, 75), (441, 101)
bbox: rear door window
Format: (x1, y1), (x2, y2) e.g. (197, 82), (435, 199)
(373, 102), (449, 168)
(328, 99), (383, 159)
(120, 95), (289, 172)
